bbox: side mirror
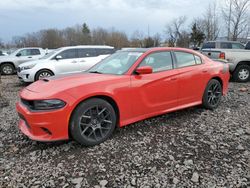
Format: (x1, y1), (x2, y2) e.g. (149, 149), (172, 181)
(16, 53), (21, 57)
(55, 55), (62, 60)
(135, 66), (153, 75)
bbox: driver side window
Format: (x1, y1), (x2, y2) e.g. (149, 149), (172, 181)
(18, 49), (30, 56)
(139, 51), (173, 72)
(57, 49), (77, 59)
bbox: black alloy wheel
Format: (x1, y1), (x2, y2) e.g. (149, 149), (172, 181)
(70, 98), (117, 146)
(202, 79), (222, 110)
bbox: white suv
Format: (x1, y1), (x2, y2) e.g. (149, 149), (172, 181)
(0, 48), (46, 75)
(17, 45), (115, 82)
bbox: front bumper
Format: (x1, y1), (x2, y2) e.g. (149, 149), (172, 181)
(16, 101), (71, 142)
(17, 70), (35, 82)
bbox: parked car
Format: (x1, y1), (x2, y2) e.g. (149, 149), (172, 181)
(17, 45), (115, 82)
(0, 47), (46, 75)
(0, 50), (7, 56)
(201, 41), (245, 50)
(201, 47), (250, 82)
(16, 47), (230, 146)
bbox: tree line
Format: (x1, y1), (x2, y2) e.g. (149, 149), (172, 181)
(1, 0), (249, 50)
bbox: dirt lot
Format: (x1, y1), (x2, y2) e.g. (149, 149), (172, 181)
(0, 75), (249, 188)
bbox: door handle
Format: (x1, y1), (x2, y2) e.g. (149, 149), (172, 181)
(28, 56), (32, 58)
(71, 61), (77, 63)
(79, 60), (85, 62)
(202, 70), (208, 73)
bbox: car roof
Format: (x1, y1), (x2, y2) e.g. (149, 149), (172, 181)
(120, 47), (198, 54)
(61, 45), (114, 50)
(205, 41), (242, 44)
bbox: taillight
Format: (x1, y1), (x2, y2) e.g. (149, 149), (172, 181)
(219, 52), (225, 59)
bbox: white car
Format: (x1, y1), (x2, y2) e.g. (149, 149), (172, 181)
(17, 45), (115, 82)
(0, 48), (46, 75)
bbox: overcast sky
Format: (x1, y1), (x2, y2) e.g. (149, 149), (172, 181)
(0, 0), (217, 42)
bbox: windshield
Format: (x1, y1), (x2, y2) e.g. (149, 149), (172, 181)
(40, 48), (61, 59)
(88, 51), (143, 75)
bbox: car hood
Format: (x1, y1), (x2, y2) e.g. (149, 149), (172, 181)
(24, 73), (122, 96)
(19, 59), (48, 67)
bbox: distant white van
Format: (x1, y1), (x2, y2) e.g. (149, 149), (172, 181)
(17, 45), (115, 82)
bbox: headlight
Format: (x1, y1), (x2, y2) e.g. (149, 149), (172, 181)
(32, 99), (66, 110)
(20, 64), (36, 71)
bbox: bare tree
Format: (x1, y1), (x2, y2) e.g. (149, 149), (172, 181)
(203, 2), (220, 41)
(130, 30), (144, 47)
(222, 0), (250, 41)
(165, 16), (187, 47)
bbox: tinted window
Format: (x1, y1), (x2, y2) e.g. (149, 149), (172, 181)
(232, 43), (245, 49)
(202, 42), (215, 49)
(58, 49), (77, 59)
(30, 49), (40, 55)
(221, 42), (232, 49)
(78, 48), (97, 58)
(246, 42), (250, 50)
(96, 48), (115, 55)
(139, 51), (173, 72)
(194, 55), (202, 64)
(18, 49), (30, 56)
(175, 52), (196, 68)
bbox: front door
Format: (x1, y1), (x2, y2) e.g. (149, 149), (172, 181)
(130, 51), (179, 118)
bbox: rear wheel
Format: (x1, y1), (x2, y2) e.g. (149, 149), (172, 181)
(70, 98), (117, 146)
(232, 65), (250, 82)
(35, 69), (54, 81)
(1, 63), (15, 75)
(202, 79), (222, 110)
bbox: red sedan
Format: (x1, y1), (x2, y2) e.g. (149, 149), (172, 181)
(16, 48), (230, 146)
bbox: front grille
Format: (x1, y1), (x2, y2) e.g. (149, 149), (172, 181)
(17, 67), (21, 72)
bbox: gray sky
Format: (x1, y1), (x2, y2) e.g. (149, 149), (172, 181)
(0, 0), (216, 42)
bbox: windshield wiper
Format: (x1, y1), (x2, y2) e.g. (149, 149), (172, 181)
(88, 71), (103, 74)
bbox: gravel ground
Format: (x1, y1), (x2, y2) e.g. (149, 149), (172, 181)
(0, 75), (249, 188)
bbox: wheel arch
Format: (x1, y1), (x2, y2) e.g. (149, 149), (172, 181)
(0, 61), (15, 68)
(68, 95), (120, 138)
(35, 68), (54, 80)
(210, 76), (223, 88)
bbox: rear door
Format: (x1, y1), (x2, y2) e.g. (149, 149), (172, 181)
(173, 51), (207, 106)
(77, 48), (101, 71)
(131, 51), (179, 117)
(54, 49), (80, 75)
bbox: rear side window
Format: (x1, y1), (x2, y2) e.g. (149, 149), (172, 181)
(96, 48), (115, 55)
(194, 55), (202, 64)
(78, 48), (97, 58)
(232, 43), (245, 49)
(139, 51), (173, 72)
(175, 52), (196, 68)
(220, 42), (232, 49)
(202, 42), (215, 49)
(30, 49), (40, 55)
(58, 49), (77, 59)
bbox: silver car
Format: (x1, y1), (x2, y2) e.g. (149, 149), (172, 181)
(17, 45), (115, 82)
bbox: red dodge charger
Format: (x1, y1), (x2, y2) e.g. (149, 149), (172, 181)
(16, 48), (230, 146)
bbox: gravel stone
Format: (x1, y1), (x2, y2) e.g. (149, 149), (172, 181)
(0, 75), (249, 188)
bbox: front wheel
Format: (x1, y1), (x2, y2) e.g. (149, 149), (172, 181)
(35, 69), (54, 81)
(202, 79), (222, 110)
(232, 65), (250, 82)
(1, 63), (15, 75)
(70, 98), (117, 146)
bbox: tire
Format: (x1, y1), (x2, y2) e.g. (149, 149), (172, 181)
(35, 69), (54, 81)
(202, 79), (222, 110)
(232, 65), (250, 83)
(70, 98), (117, 146)
(1, 63), (15, 75)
